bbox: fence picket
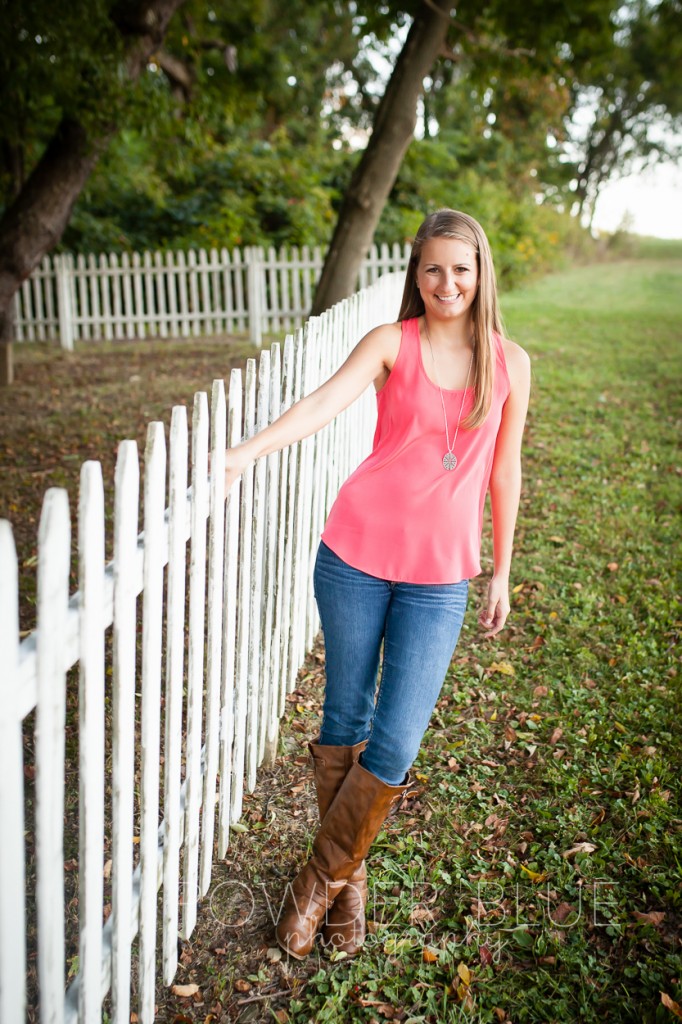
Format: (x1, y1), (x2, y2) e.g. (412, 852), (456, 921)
(246, 350), (270, 787)
(232, 359), (256, 819)
(182, 393), (209, 940)
(177, 251), (190, 338)
(111, 440), (139, 1024)
(283, 334), (304, 695)
(77, 462), (106, 1022)
(162, 408), (188, 984)
(260, 342), (281, 762)
(275, 335), (295, 719)
(0, 523), (26, 1024)
(35, 489), (70, 1024)
(200, 381), (227, 896)
(188, 250), (200, 337)
(218, 369), (243, 856)
(138, 423), (167, 1024)
(166, 251), (179, 338)
(77, 253), (89, 341)
(33, 264), (46, 341)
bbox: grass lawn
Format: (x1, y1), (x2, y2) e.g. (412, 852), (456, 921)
(1, 253), (680, 1022)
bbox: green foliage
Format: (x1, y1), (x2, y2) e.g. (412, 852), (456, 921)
(0, 0), (133, 202)
(63, 126), (349, 251)
(3, 0), (677, 283)
(376, 137), (598, 286)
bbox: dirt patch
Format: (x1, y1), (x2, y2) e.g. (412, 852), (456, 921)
(0, 334), (258, 632)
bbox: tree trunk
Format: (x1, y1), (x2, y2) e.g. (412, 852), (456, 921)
(311, 0), (452, 316)
(0, 0), (186, 385)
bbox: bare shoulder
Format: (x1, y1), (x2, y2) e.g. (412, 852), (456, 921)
(364, 320), (402, 346)
(501, 335), (531, 386)
(361, 320), (402, 368)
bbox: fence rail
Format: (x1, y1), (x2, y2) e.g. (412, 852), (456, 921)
(0, 271), (405, 1024)
(12, 242), (411, 348)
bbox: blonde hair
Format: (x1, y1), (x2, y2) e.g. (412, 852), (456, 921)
(398, 209), (504, 428)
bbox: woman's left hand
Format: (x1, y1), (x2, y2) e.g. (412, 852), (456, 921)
(479, 575), (510, 637)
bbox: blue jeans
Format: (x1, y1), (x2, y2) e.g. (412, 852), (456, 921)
(313, 541), (469, 785)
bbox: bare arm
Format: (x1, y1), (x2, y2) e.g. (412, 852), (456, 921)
(479, 341), (532, 637)
(224, 323), (400, 491)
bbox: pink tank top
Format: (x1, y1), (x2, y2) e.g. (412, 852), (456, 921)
(321, 317), (511, 584)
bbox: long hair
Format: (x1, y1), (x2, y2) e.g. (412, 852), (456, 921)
(398, 209), (504, 429)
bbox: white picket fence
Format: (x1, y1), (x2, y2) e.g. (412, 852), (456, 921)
(0, 272), (404, 1024)
(12, 242), (411, 348)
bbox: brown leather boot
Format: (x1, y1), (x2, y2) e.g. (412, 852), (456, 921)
(275, 761), (410, 959)
(309, 738), (369, 955)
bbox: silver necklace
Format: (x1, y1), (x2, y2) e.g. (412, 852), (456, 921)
(424, 322), (473, 471)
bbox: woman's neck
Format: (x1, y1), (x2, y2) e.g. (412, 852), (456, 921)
(421, 313), (474, 352)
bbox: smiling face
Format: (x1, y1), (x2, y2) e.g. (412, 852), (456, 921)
(415, 236), (479, 327)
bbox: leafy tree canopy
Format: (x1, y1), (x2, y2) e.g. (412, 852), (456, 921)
(1, 0), (678, 269)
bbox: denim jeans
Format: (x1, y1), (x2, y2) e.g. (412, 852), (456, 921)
(313, 541), (469, 785)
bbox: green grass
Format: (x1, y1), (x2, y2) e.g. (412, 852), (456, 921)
(264, 258), (681, 1023)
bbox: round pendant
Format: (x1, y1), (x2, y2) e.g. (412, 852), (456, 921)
(443, 452), (457, 471)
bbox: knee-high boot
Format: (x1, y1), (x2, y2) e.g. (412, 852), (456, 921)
(309, 738), (368, 954)
(275, 760), (410, 959)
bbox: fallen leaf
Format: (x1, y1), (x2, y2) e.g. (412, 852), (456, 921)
(661, 993), (682, 1020)
(233, 979), (251, 993)
(489, 661), (515, 676)
(383, 937), (413, 954)
(422, 947), (438, 963)
(549, 727), (563, 745)
(520, 863), (547, 883)
(375, 1003), (398, 1019)
(103, 859), (112, 880)
(562, 842), (596, 860)
(633, 910), (665, 926)
(550, 902), (576, 924)
(171, 983), (199, 998)
(410, 906), (436, 924)
(533, 685), (548, 697)
(479, 945), (493, 966)
(457, 962), (471, 986)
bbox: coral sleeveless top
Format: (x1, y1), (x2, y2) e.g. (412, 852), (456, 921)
(321, 317), (511, 584)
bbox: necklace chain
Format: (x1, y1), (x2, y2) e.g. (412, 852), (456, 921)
(424, 321), (473, 471)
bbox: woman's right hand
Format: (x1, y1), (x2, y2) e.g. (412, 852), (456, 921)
(223, 443), (253, 494)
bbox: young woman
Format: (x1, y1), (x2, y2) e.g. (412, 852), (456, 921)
(223, 209), (531, 959)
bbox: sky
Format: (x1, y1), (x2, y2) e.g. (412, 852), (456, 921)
(587, 162), (682, 239)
